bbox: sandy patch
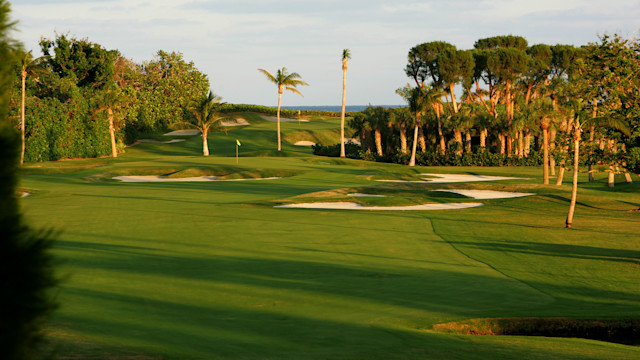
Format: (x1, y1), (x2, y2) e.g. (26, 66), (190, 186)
(378, 173), (527, 184)
(274, 202), (483, 211)
(164, 129), (201, 136)
(132, 139), (186, 146)
(433, 189), (534, 199)
(260, 115), (309, 123)
(220, 118), (250, 127)
(21, 192), (32, 198)
(347, 193), (386, 197)
(113, 175), (280, 183)
(294, 141), (316, 146)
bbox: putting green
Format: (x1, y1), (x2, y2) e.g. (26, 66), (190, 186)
(19, 115), (640, 359)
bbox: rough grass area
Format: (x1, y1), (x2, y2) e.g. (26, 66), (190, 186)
(433, 318), (640, 345)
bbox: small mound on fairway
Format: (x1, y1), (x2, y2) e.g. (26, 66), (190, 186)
(163, 129), (201, 136)
(274, 201), (483, 211)
(432, 189), (534, 199)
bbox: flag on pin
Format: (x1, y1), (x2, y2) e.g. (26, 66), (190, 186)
(236, 139), (241, 146)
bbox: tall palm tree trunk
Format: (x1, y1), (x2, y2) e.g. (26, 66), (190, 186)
(107, 108), (118, 158)
(340, 64), (347, 157)
(542, 125), (549, 184)
(277, 89), (282, 151)
(566, 127), (580, 228)
(409, 121), (419, 166)
(400, 125), (407, 154)
(202, 130), (210, 156)
(374, 129), (383, 156)
(20, 71), (26, 165)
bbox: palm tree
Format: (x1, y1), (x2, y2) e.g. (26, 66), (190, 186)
(179, 91), (225, 156)
(407, 86), (442, 166)
(18, 50), (46, 165)
(257, 67), (308, 151)
(340, 49), (351, 158)
(93, 86), (126, 158)
(565, 101), (629, 228)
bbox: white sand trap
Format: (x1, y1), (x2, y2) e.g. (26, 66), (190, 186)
(134, 139), (186, 145)
(347, 193), (386, 197)
(21, 192), (32, 198)
(164, 129), (201, 136)
(113, 175), (280, 183)
(275, 201), (483, 211)
(433, 189), (533, 199)
(420, 173), (526, 183)
(220, 118), (250, 127)
(378, 173), (527, 184)
(260, 115), (309, 123)
(294, 141), (316, 146)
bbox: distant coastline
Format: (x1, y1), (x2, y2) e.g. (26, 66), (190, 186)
(280, 105), (406, 113)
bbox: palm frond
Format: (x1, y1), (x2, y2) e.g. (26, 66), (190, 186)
(257, 68), (276, 83)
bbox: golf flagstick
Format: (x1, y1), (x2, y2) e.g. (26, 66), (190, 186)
(236, 139), (241, 164)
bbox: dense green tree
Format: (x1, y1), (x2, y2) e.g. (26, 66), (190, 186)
(257, 67), (308, 151)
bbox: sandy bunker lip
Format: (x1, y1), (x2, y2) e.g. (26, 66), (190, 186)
(378, 173), (528, 183)
(274, 202), (483, 211)
(112, 175), (280, 182)
(433, 189), (534, 199)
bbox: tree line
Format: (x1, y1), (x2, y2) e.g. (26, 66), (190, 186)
(10, 34), (210, 162)
(341, 35), (639, 184)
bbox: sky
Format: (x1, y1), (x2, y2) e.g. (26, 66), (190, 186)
(9, 0), (640, 106)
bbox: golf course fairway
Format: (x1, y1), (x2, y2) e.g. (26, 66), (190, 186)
(19, 115), (640, 359)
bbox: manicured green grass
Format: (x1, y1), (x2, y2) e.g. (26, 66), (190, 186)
(21, 115), (640, 359)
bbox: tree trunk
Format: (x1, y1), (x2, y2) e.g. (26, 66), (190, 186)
(608, 169), (615, 188)
(542, 125), (549, 185)
(550, 129), (556, 175)
(374, 129), (383, 156)
(418, 127), (426, 153)
(465, 132), (471, 153)
(566, 128), (580, 228)
(518, 130), (524, 158)
(277, 89), (283, 151)
(480, 128), (487, 150)
(435, 104), (445, 155)
(340, 63), (347, 158)
(108, 108), (118, 158)
(555, 165), (565, 185)
(524, 130), (531, 157)
(399, 125), (407, 154)
(409, 121), (419, 167)
(588, 98), (597, 182)
(202, 129), (209, 156)
(20, 72), (26, 165)
(454, 130), (463, 155)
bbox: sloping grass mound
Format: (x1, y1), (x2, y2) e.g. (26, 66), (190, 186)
(433, 318), (640, 345)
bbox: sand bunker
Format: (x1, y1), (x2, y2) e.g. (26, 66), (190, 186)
(294, 141), (316, 146)
(164, 129), (201, 136)
(113, 176), (280, 183)
(433, 189), (533, 199)
(260, 115), (309, 123)
(379, 173), (527, 184)
(220, 118), (250, 127)
(133, 139), (186, 146)
(275, 202), (483, 211)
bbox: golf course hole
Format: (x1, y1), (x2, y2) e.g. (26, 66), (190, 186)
(433, 318), (640, 345)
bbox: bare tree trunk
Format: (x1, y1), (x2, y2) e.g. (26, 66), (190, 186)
(374, 129), (383, 156)
(419, 127), (427, 153)
(608, 169), (615, 188)
(550, 129), (557, 175)
(566, 128), (580, 228)
(277, 90), (282, 151)
(518, 130), (524, 158)
(465, 132), (471, 153)
(542, 126), (549, 185)
(524, 130), (531, 157)
(202, 129), (209, 156)
(340, 64), (347, 157)
(480, 128), (487, 150)
(555, 166), (565, 185)
(454, 130), (463, 155)
(409, 121), (419, 167)
(588, 99), (597, 182)
(108, 108), (118, 158)
(400, 125), (407, 154)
